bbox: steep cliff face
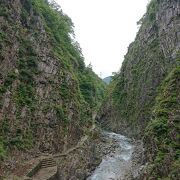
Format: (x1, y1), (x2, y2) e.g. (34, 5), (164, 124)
(98, 0), (180, 137)
(0, 0), (105, 168)
(98, 0), (180, 178)
(144, 64), (180, 179)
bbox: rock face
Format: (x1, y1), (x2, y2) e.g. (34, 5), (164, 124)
(0, 0), (105, 176)
(144, 65), (180, 179)
(98, 0), (180, 179)
(98, 0), (180, 137)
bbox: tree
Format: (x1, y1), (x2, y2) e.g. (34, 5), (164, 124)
(87, 63), (93, 70)
(48, 0), (61, 11)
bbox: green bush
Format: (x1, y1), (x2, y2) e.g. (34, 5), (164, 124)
(0, 6), (8, 18)
(55, 105), (68, 126)
(4, 72), (17, 87)
(0, 141), (6, 160)
(147, 0), (159, 22)
(148, 118), (168, 136)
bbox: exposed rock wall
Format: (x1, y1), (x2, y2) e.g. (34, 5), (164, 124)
(98, 0), (180, 137)
(143, 65), (180, 179)
(0, 0), (81, 154)
(0, 0), (105, 176)
(98, 0), (180, 178)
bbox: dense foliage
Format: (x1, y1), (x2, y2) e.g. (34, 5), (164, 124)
(0, 0), (105, 160)
(100, 0), (177, 136)
(145, 59), (180, 179)
(31, 0), (106, 110)
(98, 0), (179, 178)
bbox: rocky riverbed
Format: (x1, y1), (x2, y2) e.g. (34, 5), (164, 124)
(1, 128), (145, 179)
(55, 129), (144, 180)
(87, 131), (144, 180)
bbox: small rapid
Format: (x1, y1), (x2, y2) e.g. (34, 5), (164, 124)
(87, 131), (142, 180)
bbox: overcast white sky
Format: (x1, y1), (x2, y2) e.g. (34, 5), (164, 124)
(57, 0), (149, 78)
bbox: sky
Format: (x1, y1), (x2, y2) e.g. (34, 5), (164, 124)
(57, 0), (149, 78)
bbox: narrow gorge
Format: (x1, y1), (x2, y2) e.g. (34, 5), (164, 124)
(0, 0), (180, 180)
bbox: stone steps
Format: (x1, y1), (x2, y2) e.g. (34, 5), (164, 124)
(32, 166), (57, 180)
(26, 157), (57, 179)
(40, 158), (57, 168)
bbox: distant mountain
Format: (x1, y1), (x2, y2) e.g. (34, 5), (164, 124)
(103, 76), (112, 84)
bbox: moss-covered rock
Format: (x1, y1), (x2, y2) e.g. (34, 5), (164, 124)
(98, 0), (179, 137)
(0, 0), (105, 172)
(97, 0), (180, 178)
(144, 64), (180, 179)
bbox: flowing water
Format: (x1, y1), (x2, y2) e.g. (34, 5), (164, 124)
(87, 131), (138, 180)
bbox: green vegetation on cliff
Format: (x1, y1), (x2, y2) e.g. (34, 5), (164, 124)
(98, 0), (179, 136)
(98, 0), (180, 178)
(0, 0), (105, 161)
(145, 61), (180, 179)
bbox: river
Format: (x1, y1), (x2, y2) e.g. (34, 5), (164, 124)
(87, 131), (143, 180)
